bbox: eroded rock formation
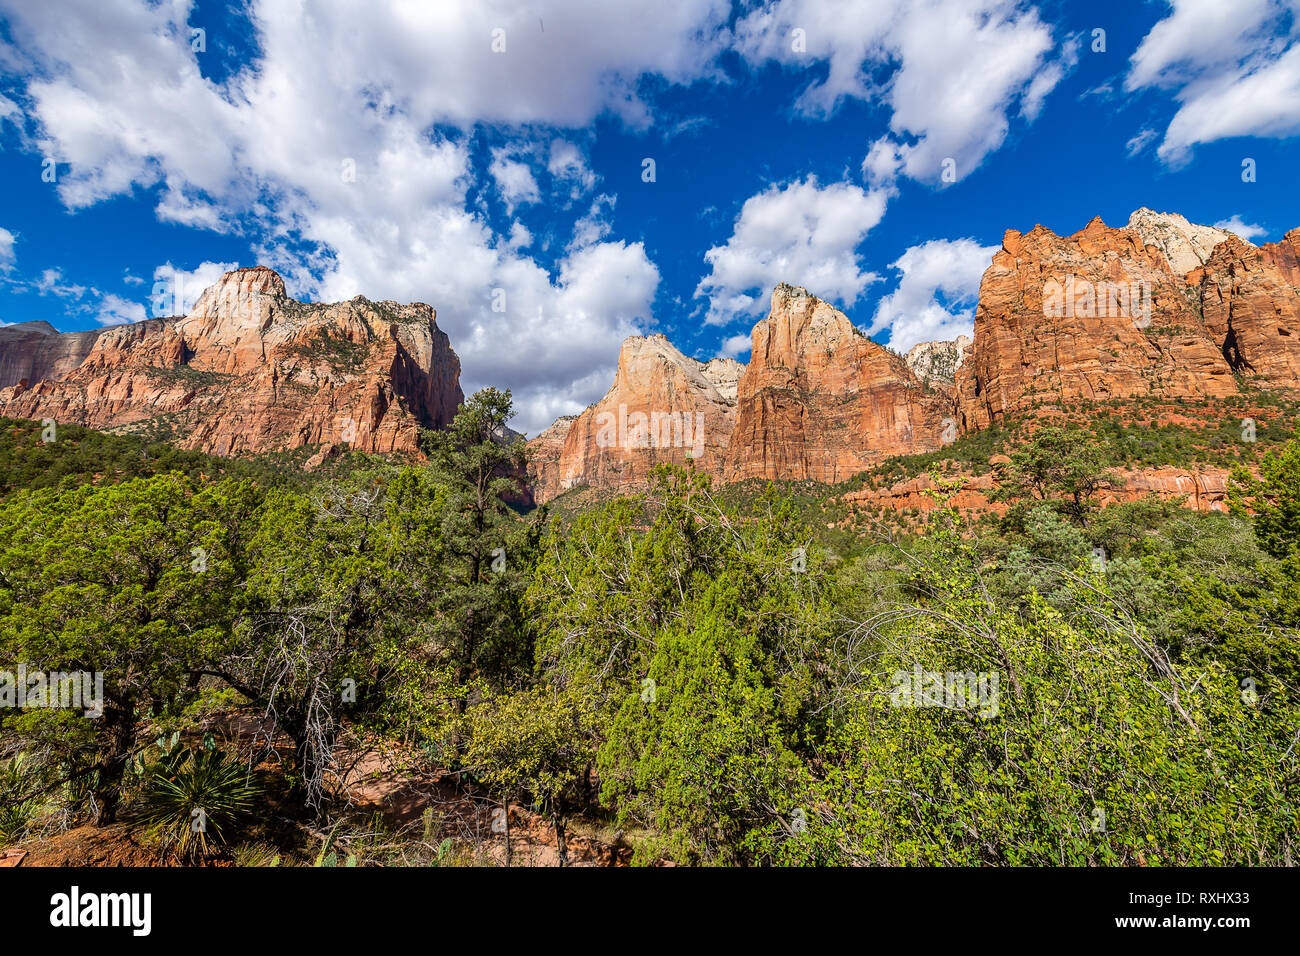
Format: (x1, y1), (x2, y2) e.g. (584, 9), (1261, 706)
(526, 334), (742, 501)
(0, 266), (463, 457)
(723, 284), (952, 484)
(955, 217), (1239, 432)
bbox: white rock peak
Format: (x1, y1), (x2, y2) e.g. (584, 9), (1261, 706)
(1126, 207), (1251, 277)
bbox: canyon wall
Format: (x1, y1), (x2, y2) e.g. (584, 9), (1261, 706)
(0, 266), (463, 457)
(529, 208), (1300, 505)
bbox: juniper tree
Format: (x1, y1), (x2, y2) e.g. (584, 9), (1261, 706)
(422, 388), (532, 716)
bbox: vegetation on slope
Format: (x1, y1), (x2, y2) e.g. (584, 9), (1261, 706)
(1, 396), (1297, 865)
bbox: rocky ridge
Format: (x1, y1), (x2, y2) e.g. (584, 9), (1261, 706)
(0, 267), (463, 457)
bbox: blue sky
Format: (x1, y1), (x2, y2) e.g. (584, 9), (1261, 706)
(1, 0), (1298, 434)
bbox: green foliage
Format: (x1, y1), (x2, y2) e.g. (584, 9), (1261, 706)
(1231, 432), (1300, 559)
(761, 511), (1299, 865)
(991, 425), (1121, 525)
(0, 417), (313, 495)
(421, 388), (538, 714)
(2, 410), (1297, 868)
(0, 754), (42, 845)
(0, 472), (261, 822)
(467, 685), (595, 853)
(530, 467), (831, 863)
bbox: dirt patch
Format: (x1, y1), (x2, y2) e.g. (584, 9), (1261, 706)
(17, 824), (177, 867)
(334, 740), (635, 867)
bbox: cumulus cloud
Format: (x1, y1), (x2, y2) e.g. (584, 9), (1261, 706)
(547, 139), (597, 200)
(1214, 214), (1269, 241)
(0, 0), (1073, 430)
(0, 227), (15, 272)
(695, 176), (888, 325)
(731, 0), (1070, 186)
(1126, 0), (1300, 165)
(152, 260), (240, 316)
(719, 333), (753, 358)
(0, 0), (703, 432)
(868, 238), (997, 353)
(94, 293), (147, 326)
(488, 149), (541, 215)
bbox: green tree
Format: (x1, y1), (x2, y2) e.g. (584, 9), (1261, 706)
(422, 388), (533, 715)
(530, 467), (831, 864)
(232, 466), (448, 807)
(466, 686), (595, 866)
(0, 474), (258, 823)
(992, 426), (1121, 526)
(1230, 430), (1300, 559)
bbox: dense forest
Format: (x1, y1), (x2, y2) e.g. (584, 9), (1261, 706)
(1, 393), (1297, 866)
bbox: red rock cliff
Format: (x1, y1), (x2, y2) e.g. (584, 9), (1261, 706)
(527, 334), (742, 501)
(955, 217), (1239, 432)
(723, 284), (953, 483)
(0, 266), (463, 457)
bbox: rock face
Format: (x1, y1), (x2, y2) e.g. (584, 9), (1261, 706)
(0, 322), (103, 388)
(724, 284), (953, 483)
(526, 287), (953, 502)
(1193, 229), (1300, 388)
(956, 217), (1239, 432)
(844, 465), (1231, 516)
(0, 267), (463, 456)
(527, 334), (742, 501)
(906, 335), (970, 386)
(1127, 207), (1245, 277)
(526, 415), (578, 503)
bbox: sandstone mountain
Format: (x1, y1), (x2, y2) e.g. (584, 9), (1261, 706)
(723, 284), (951, 483)
(1193, 229), (1300, 386)
(0, 266), (463, 457)
(6, 208), (1296, 506)
(527, 334), (742, 502)
(954, 216), (1239, 432)
(527, 284), (952, 501)
(955, 214), (1300, 433)
(529, 208), (1300, 505)
(0, 322), (102, 388)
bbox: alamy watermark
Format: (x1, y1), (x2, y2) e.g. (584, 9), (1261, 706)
(1043, 276), (1153, 329)
(594, 404), (705, 458)
(890, 665), (1000, 718)
(1, 665), (103, 717)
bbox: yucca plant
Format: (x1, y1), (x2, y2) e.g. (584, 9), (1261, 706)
(0, 754), (41, 845)
(139, 744), (259, 862)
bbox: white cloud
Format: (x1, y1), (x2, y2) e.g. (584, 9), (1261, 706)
(1126, 0), (1300, 165)
(695, 176), (888, 325)
(719, 333), (752, 358)
(868, 238), (997, 353)
(1126, 127), (1159, 157)
(506, 221), (532, 250)
(1213, 214), (1269, 241)
(94, 293), (147, 326)
(547, 139), (597, 199)
(34, 267), (87, 301)
(152, 260), (240, 316)
(1126, 0), (1277, 90)
(488, 149), (541, 215)
(0, 0), (1070, 430)
(567, 194), (616, 251)
(0, 227), (15, 272)
(731, 0), (1070, 186)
